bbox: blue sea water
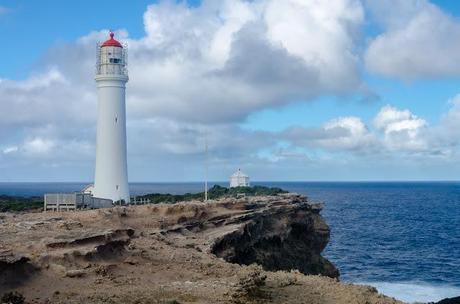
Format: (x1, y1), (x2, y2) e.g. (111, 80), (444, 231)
(0, 181), (459, 303)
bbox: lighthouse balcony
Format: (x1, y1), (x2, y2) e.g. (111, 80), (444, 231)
(96, 64), (128, 77)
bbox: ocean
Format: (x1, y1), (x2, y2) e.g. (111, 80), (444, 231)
(1, 181), (459, 303)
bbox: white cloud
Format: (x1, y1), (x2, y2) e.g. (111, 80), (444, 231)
(374, 105), (428, 151)
(321, 117), (376, 151)
(123, 0), (365, 123)
(365, 0), (460, 79)
(264, 0), (363, 90)
(2, 146), (18, 154)
(431, 95), (460, 151)
(22, 138), (55, 154)
(128, 118), (274, 160)
(441, 95), (460, 133)
(281, 104), (445, 156)
(283, 116), (377, 153)
(0, 68), (94, 128)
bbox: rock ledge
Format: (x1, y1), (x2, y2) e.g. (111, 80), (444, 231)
(0, 194), (402, 304)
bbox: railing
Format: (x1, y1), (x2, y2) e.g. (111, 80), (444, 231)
(130, 197), (151, 205)
(44, 193), (77, 212)
(96, 64), (128, 76)
(44, 193), (113, 211)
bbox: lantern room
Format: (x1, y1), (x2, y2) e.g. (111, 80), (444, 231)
(96, 32), (128, 77)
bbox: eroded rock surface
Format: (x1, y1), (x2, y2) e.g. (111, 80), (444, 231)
(210, 194), (338, 278)
(0, 194), (402, 304)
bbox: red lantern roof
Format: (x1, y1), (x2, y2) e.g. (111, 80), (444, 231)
(101, 32), (123, 48)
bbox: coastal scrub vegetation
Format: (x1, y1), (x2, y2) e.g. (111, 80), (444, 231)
(139, 185), (288, 204)
(0, 186), (287, 212)
(0, 195), (43, 212)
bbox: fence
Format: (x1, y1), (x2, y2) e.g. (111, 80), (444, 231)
(44, 193), (112, 211)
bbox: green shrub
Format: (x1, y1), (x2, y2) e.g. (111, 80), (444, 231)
(0, 195), (43, 212)
(139, 185), (287, 204)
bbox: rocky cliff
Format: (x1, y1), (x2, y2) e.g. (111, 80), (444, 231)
(0, 193), (401, 304)
(210, 194), (338, 278)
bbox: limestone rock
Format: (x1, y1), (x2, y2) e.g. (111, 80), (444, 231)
(0, 194), (401, 304)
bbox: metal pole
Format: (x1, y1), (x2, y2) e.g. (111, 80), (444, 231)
(205, 130), (208, 202)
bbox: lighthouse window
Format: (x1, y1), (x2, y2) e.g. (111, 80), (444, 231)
(109, 58), (121, 63)
(115, 116), (118, 123)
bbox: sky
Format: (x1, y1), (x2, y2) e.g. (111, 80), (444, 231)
(2, 0), (460, 182)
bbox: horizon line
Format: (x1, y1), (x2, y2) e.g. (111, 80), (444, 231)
(0, 180), (459, 184)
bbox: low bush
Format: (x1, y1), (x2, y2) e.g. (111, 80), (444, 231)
(0, 195), (43, 212)
(139, 185), (288, 204)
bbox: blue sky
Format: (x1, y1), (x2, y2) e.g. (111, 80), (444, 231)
(0, 0), (154, 79)
(2, 0), (460, 181)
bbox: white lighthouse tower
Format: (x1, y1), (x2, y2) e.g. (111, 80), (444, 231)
(93, 32), (130, 203)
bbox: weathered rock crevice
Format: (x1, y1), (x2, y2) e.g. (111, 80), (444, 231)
(0, 255), (38, 288)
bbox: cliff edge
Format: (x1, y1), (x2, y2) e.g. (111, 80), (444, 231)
(0, 193), (401, 304)
(210, 193), (338, 278)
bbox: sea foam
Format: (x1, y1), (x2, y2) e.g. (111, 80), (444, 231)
(359, 281), (460, 303)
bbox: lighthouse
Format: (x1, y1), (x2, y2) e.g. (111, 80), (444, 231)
(93, 32), (130, 203)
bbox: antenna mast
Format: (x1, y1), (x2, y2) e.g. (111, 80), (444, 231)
(204, 130), (208, 202)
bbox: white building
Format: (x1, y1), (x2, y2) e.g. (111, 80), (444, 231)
(93, 32), (130, 203)
(230, 169), (250, 188)
(81, 184), (94, 195)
